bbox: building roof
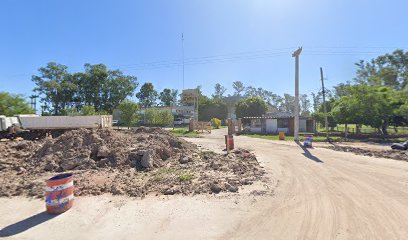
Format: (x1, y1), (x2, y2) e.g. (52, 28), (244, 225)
(242, 112), (313, 120)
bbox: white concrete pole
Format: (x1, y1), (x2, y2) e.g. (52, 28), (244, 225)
(292, 47), (302, 141)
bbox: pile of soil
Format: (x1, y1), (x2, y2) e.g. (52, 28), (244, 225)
(325, 144), (408, 162)
(0, 128), (266, 198)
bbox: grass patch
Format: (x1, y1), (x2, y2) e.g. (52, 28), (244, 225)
(152, 168), (177, 182)
(243, 134), (341, 142)
(243, 133), (406, 143)
(170, 128), (200, 137)
(178, 171), (193, 182)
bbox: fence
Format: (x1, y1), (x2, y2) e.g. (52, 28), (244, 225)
(318, 126), (408, 135)
(189, 120), (212, 133)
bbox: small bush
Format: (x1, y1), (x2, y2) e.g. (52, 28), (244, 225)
(178, 172), (193, 182)
(211, 118), (221, 129)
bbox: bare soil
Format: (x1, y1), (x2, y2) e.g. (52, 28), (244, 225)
(322, 143), (408, 161)
(2, 129), (408, 239)
(0, 128), (265, 198)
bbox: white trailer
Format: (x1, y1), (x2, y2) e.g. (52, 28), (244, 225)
(0, 115), (20, 131)
(19, 115), (112, 130)
(1, 115), (112, 139)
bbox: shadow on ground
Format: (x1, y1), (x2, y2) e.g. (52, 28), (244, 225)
(0, 211), (58, 237)
(296, 141), (324, 163)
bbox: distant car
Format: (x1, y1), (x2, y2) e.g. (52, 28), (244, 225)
(174, 118), (183, 125)
(112, 120), (119, 125)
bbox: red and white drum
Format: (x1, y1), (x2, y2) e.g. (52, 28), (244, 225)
(45, 173), (74, 214)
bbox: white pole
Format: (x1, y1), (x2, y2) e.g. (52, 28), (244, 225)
(292, 47), (302, 141)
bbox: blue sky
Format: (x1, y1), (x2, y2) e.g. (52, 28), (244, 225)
(1, 0), (407, 102)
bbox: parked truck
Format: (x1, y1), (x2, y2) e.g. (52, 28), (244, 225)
(0, 115), (112, 139)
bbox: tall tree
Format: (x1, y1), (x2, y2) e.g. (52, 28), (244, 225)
(118, 100), (140, 129)
(159, 88), (177, 106)
(198, 99), (228, 121)
(311, 92), (322, 112)
(299, 94), (311, 116)
(235, 96), (268, 118)
(78, 63), (138, 113)
(32, 62), (77, 115)
(232, 81), (245, 96)
(244, 86), (282, 109)
(32, 62), (138, 115)
(331, 85), (398, 135)
(0, 92), (34, 116)
(354, 49), (408, 90)
(171, 89), (179, 106)
(281, 94), (295, 113)
(212, 83), (227, 99)
(136, 82), (158, 108)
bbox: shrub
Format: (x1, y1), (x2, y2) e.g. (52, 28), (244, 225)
(211, 118), (221, 129)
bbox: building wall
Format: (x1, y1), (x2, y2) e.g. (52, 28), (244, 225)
(265, 119), (277, 133)
(248, 118), (315, 135)
(299, 119), (307, 132)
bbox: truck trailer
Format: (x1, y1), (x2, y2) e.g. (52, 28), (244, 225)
(0, 115), (113, 139)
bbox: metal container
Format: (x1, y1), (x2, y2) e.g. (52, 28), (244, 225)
(45, 173), (74, 214)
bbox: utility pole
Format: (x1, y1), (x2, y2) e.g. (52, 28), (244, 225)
(292, 47), (302, 141)
(195, 87), (199, 121)
(182, 33), (185, 90)
(320, 67), (329, 140)
(29, 95), (38, 113)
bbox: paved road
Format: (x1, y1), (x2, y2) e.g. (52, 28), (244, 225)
(1, 129), (408, 240)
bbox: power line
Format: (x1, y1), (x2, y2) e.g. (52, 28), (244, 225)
(2, 46), (407, 77)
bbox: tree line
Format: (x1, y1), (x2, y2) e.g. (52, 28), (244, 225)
(313, 49), (408, 135)
(1, 49), (407, 133)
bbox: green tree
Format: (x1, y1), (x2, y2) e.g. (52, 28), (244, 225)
(136, 82), (158, 108)
(78, 63), (138, 113)
(118, 100), (140, 129)
(32, 62), (77, 115)
(232, 81), (245, 96)
(281, 93), (295, 113)
(32, 62), (138, 115)
(145, 108), (173, 127)
(80, 105), (97, 115)
(300, 94), (311, 117)
(235, 96), (267, 119)
(331, 85), (397, 135)
(244, 86), (282, 110)
(312, 99), (338, 129)
(0, 92), (34, 116)
(212, 83), (227, 99)
(198, 99), (228, 121)
(354, 49), (408, 90)
(159, 88), (178, 106)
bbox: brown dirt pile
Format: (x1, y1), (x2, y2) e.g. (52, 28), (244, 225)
(0, 128), (266, 198)
(324, 144), (408, 161)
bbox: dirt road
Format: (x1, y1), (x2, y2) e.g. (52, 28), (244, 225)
(2, 129), (408, 239)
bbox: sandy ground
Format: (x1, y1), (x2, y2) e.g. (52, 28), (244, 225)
(2, 129), (408, 239)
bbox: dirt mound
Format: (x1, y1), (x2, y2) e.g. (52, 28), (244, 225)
(325, 144), (408, 161)
(30, 128), (195, 172)
(0, 128), (266, 198)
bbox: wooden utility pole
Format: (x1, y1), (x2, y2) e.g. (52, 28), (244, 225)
(292, 47), (302, 141)
(320, 67), (329, 140)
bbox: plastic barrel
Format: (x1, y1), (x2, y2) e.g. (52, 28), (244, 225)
(279, 132), (285, 140)
(303, 135), (313, 148)
(225, 135), (234, 150)
(45, 173), (74, 214)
